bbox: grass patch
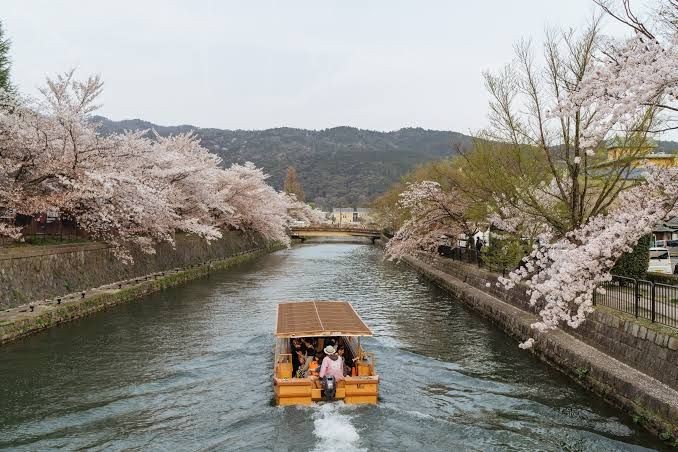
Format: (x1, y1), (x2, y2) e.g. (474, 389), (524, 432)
(594, 305), (678, 339)
(575, 367), (590, 379)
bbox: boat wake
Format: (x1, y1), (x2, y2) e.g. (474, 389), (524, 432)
(311, 404), (366, 452)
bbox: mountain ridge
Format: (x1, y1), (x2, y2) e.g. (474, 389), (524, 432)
(93, 116), (678, 209)
(93, 116), (473, 208)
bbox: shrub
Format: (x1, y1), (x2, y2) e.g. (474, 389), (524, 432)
(611, 234), (651, 280)
(481, 234), (526, 272)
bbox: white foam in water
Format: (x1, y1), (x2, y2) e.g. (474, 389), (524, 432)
(311, 404), (367, 452)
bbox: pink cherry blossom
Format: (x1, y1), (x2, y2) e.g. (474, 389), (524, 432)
(0, 70), (314, 259)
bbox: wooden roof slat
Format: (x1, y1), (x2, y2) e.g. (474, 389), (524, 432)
(275, 301), (372, 337)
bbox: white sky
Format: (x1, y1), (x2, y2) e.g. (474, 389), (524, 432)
(1, 0), (658, 134)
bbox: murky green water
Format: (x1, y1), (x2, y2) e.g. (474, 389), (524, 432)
(0, 244), (663, 450)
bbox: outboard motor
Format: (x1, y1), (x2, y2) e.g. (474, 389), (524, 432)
(323, 376), (336, 401)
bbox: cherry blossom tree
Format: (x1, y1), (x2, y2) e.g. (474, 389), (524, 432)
(0, 70), (310, 259)
(385, 181), (476, 261)
(500, 167), (678, 340)
(553, 0), (678, 148)
(480, 19), (653, 235)
(285, 193), (327, 224)
(216, 162), (292, 246)
(497, 0), (678, 346)
(382, 1), (677, 348)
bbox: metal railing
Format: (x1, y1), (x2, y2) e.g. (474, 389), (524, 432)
(439, 245), (509, 277)
(441, 246), (678, 330)
(290, 224), (381, 234)
(595, 275), (678, 329)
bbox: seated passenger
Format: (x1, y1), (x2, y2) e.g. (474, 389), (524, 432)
(292, 351), (308, 378)
(319, 345), (344, 381)
(302, 337), (315, 350)
(337, 346), (351, 376)
(305, 349), (319, 378)
(295, 348), (315, 378)
(291, 338), (303, 374)
(295, 353), (306, 378)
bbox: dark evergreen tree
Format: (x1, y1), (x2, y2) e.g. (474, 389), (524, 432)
(0, 21), (11, 92)
(611, 234), (651, 280)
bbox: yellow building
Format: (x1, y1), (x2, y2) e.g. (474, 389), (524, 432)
(331, 207), (373, 225)
(606, 137), (677, 168)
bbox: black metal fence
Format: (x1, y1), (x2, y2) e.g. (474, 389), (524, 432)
(595, 275), (678, 329)
(439, 245), (509, 277)
(0, 217), (86, 246)
(441, 246), (678, 330)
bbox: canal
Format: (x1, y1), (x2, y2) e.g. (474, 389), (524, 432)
(0, 243), (663, 450)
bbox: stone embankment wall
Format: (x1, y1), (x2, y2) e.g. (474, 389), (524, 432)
(428, 255), (678, 391)
(382, 242), (678, 441)
(0, 231), (265, 309)
(0, 247), (278, 345)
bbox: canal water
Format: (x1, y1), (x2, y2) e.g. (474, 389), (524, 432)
(0, 243), (663, 451)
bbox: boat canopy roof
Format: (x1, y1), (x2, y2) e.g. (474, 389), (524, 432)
(275, 301), (373, 338)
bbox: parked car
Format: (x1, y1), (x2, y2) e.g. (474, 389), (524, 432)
(654, 239), (666, 248)
(648, 247), (674, 274)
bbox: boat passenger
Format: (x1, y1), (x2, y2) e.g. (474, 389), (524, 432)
(306, 349), (320, 378)
(296, 348), (316, 378)
(302, 337), (315, 350)
(291, 338), (305, 374)
(319, 345), (344, 381)
(337, 346), (351, 376)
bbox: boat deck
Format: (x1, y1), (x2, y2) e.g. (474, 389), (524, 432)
(273, 301), (379, 405)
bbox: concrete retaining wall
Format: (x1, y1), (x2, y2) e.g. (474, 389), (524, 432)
(395, 250), (678, 441)
(0, 231), (265, 309)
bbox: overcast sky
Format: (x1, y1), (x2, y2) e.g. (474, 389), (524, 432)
(2, 1), (646, 133)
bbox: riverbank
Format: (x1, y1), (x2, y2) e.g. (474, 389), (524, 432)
(390, 248), (678, 444)
(0, 244), (284, 345)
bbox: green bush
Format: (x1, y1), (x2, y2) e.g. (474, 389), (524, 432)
(611, 235), (651, 280)
(645, 272), (678, 285)
(481, 234), (526, 271)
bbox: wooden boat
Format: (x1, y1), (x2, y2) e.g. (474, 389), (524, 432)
(273, 300), (379, 406)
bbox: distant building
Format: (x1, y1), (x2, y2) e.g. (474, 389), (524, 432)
(331, 207), (373, 224)
(653, 217), (678, 243)
(606, 137), (677, 168)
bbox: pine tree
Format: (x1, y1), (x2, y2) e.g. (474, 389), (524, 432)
(283, 166), (305, 202)
(0, 21), (11, 92)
